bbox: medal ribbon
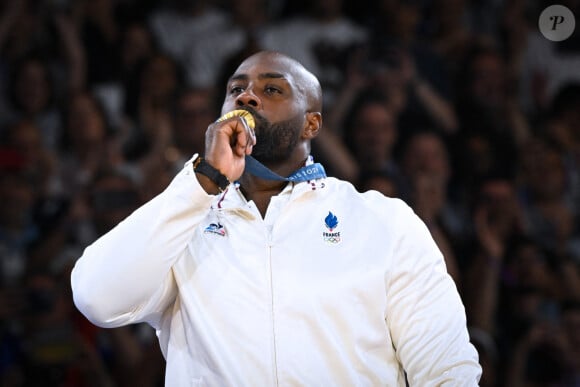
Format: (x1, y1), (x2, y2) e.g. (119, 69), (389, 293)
(244, 155), (326, 182)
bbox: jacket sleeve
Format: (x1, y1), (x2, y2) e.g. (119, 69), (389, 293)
(71, 159), (215, 329)
(385, 200), (482, 386)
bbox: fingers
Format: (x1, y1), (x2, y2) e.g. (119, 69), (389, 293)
(206, 114), (256, 159)
(240, 118), (256, 155)
(201, 111), (257, 184)
(225, 116), (256, 156)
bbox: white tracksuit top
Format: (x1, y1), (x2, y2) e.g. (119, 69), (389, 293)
(71, 158), (481, 386)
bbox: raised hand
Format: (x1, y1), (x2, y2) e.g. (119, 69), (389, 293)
(203, 110), (256, 183)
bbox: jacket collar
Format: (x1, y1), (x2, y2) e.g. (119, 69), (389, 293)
(212, 176), (327, 216)
(212, 155), (327, 212)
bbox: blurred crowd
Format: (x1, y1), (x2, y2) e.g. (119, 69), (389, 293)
(0, 0), (579, 386)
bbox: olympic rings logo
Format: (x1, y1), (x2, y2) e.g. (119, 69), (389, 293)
(324, 236), (342, 244)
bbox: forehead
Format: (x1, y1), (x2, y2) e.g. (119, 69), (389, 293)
(231, 54), (298, 84)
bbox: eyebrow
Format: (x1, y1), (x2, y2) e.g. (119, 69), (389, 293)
(228, 72), (288, 83)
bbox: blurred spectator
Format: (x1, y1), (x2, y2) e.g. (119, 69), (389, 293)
(0, 167), (39, 386)
(496, 0), (532, 90)
(398, 129), (461, 284)
(309, 125), (359, 182)
(504, 318), (577, 387)
(92, 20), (159, 132)
(2, 56), (62, 150)
(469, 327), (499, 387)
(0, 0), (62, 64)
(339, 90), (400, 184)
(454, 42), (530, 188)
(0, 1), (578, 385)
(166, 87), (217, 168)
(461, 175), (577, 383)
(504, 236), (560, 298)
(0, 168), (38, 286)
(72, 0), (123, 87)
(517, 137), (579, 263)
(561, 300), (580, 384)
(541, 83), (580, 220)
(57, 90), (122, 196)
(130, 86), (218, 202)
(425, 0), (490, 75)
(122, 52), (183, 167)
(0, 120), (58, 196)
(186, 0), (273, 89)
(82, 168), (165, 386)
(261, 0), (368, 106)
(518, 0), (580, 115)
(0, 1), (85, 116)
(356, 170), (399, 198)
(450, 128), (511, 206)
(463, 177), (525, 333)
(86, 167), (143, 237)
(118, 21), (158, 81)
(17, 269), (114, 387)
(11, 167), (167, 386)
(496, 237), (569, 358)
(358, 0), (458, 137)
(148, 0), (228, 74)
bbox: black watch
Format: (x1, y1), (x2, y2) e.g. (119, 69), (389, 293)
(193, 156), (230, 191)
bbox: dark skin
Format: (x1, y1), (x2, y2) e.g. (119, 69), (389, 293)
(198, 51), (323, 217)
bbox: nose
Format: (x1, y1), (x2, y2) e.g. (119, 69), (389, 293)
(235, 88), (261, 109)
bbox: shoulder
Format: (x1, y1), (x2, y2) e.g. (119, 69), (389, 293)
(322, 177), (414, 221)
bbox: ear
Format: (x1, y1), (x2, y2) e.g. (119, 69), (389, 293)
(303, 112), (322, 139)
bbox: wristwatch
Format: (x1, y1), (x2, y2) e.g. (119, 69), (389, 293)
(192, 154), (230, 191)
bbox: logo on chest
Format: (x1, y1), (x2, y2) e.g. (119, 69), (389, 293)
(323, 211), (341, 244)
(204, 222), (226, 236)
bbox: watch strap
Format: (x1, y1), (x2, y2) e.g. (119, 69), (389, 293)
(193, 157), (230, 191)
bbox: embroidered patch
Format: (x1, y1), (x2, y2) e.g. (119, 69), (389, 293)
(204, 222), (226, 236)
(323, 211), (341, 244)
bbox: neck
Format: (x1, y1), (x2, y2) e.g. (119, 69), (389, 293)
(239, 173), (287, 197)
(238, 173), (287, 219)
(238, 155), (308, 204)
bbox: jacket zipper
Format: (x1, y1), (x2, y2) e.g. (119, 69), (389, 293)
(267, 235), (279, 386)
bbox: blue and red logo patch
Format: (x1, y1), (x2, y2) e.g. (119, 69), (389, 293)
(323, 211), (341, 244)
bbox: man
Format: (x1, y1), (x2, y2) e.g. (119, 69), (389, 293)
(71, 51), (481, 386)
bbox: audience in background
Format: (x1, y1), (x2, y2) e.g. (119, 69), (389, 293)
(0, 0), (578, 385)
(398, 129), (462, 285)
(148, 0), (228, 79)
(185, 0), (274, 89)
(3, 56), (62, 150)
(261, 0), (368, 106)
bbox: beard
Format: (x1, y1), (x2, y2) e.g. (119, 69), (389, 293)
(249, 113), (303, 164)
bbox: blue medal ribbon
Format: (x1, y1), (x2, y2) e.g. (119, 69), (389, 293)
(244, 155), (326, 182)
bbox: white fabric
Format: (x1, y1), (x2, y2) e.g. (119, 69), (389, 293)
(71, 158), (481, 386)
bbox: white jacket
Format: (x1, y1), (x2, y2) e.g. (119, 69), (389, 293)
(71, 158), (481, 386)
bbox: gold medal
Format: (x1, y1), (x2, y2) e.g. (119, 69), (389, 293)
(216, 110), (255, 130)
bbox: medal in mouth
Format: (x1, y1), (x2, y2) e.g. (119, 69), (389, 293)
(216, 109), (255, 130)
